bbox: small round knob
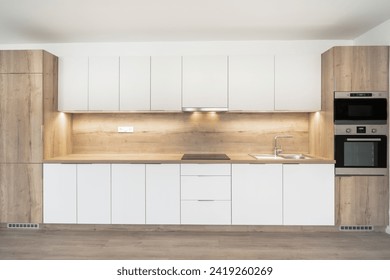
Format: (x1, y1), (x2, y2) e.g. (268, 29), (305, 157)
(346, 128), (351, 133)
(371, 128), (377, 133)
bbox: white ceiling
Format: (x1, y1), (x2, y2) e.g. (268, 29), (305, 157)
(0, 0), (390, 43)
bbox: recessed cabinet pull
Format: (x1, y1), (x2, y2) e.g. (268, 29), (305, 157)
(197, 200), (214, 202)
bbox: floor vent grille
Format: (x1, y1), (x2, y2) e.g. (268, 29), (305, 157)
(7, 223), (40, 229)
(339, 225), (373, 231)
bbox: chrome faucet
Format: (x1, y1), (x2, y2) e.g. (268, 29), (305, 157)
(274, 135), (293, 156)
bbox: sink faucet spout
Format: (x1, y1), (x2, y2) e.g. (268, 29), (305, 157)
(273, 135), (293, 156)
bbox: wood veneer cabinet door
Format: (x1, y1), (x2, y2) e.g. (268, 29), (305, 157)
(0, 163), (42, 223)
(0, 50), (43, 74)
(0, 74), (43, 163)
(336, 176), (389, 226)
(334, 46), (389, 92)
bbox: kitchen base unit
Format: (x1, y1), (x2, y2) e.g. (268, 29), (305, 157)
(181, 164), (231, 225)
(232, 164), (283, 225)
(336, 175), (389, 226)
(283, 164), (335, 226)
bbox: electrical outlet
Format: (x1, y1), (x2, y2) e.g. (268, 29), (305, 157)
(118, 126), (134, 133)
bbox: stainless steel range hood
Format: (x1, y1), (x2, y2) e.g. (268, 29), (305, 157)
(182, 107), (228, 112)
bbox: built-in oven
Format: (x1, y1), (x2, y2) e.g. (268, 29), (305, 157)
(334, 125), (387, 175)
(334, 92), (387, 124)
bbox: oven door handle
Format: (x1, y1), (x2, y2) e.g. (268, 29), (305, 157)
(346, 138), (382, 142)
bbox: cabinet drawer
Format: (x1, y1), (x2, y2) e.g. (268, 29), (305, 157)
(181, 164), (231, 176)
(181, 201), (231, 225)
(181, 176), (231, 200)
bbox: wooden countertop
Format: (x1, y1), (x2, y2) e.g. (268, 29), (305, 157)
(44, 153), (335, 164)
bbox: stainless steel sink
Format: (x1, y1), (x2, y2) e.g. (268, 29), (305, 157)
(279, 153), (312, 159)
(250, 153), (311, 160)
(250, 154), (282, 160)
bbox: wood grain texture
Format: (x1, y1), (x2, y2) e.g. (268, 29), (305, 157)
(1, 227), (390, 259)
(352, 46), (389, 92)
(0, 164), (42, 223)
(71, 113), (310, 154)
(334, 46), (389, 91)
(336, 176), (389, 226)
(42, 51), (73, 159)
(0, 50), (43, 74)
(0, 74), (43, 163)
(309, 48), (334, 159)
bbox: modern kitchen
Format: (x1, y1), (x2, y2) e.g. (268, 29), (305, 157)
(1, 0), (390, 268)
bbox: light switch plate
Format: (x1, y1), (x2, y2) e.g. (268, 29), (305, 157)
(118, 126), (134, 133)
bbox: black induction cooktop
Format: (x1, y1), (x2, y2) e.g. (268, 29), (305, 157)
(181, 153), (230, 160)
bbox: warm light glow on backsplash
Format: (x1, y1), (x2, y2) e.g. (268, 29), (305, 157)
(71, 113), (310, 154)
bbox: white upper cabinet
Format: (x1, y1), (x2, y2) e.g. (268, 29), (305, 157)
(182, 56), (228, 109)
(274, 54), (321, 111)
(89, 57), (120, 111)
(151, 56), (182, 111)
(229, 55), (275, 111)
(120, 56), (151, 111)
(58, 57), (89, 111)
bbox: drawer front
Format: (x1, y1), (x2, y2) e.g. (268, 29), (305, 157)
(181, 201), (231, 225)
(181, 176), (231, 200)
(181, 164), (231, 176)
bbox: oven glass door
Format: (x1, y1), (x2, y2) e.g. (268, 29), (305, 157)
(335, 135), (387, 169)
(334, 98), (387, 123)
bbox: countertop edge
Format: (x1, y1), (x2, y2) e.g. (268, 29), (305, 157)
(43, 153), (336, 164)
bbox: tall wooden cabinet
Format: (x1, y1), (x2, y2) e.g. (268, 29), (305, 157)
(316, 46), (389, 226)
(0, 50), (59, 223)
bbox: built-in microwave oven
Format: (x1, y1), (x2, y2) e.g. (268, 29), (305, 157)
(334, 125), (387, 175)
(334, 92), (387, 124)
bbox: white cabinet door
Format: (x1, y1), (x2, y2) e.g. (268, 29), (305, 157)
(182, 56), (228, 109)
(43, 164), (77, 223)
(120, 56), (151, 111)
(275, 54), (321, 111)
(77, 164), (111, 224)
(89, 57), (119, 111)
(181, 201), (231, 225)
(229, 55), (275, 111)
(232, 164), (283, 225)
(146, 164), (180, 224)
(151, 56), (182, 111)
(111, 164), (145, 224)
(181, 176), (231, 200)
(58, 57), (89, 111)
(283, 164), (335, 225)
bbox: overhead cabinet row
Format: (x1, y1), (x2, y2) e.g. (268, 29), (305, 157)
(58, 54), (320, 112)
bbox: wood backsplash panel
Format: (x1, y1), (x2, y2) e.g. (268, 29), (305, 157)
(72, 113), (309, 154)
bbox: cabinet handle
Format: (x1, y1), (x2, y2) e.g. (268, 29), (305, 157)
(197, 200), (214, 202)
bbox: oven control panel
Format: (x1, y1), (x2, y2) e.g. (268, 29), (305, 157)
(335, 125), (388, 135)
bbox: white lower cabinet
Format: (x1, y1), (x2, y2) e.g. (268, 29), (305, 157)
(43, 164), (77, 223)
(145, 164), (180, 224)
(232, 164), (283, 225)
(181, 201), (231, 225)
(283, 164), (335, 225)
(180, 164), (232, 225)
(111, 164), (146, 224)
(77, 164), (111, 224)
(43, 163), (335, 226)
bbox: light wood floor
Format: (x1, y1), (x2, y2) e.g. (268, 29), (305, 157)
(1, 228), (390, 260)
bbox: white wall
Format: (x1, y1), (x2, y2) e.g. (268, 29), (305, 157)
(354, 19), (390, 45)
(0, 40), (352, 57)
(354, 20), (390, 233)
